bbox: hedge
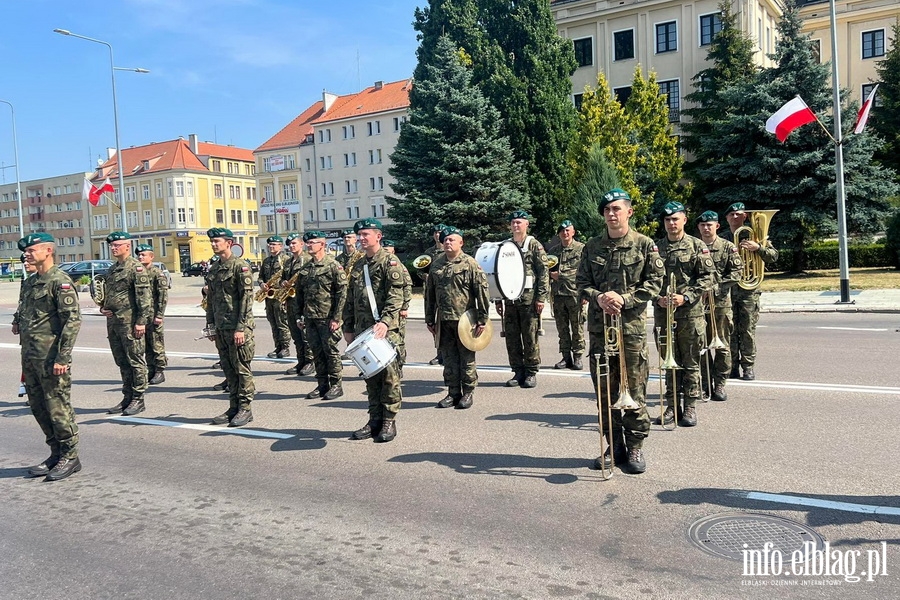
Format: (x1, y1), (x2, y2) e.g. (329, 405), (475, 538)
(770, 243), (896, 271)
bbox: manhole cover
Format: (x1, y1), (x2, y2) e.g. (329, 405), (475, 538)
(688, 512), (826, 561)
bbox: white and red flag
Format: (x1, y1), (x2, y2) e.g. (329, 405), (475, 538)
(853, 84), (879, 134)
(82, 176), (115, 206)
(765, 96), (817, 142)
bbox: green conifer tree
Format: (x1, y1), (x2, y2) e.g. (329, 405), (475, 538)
(569, 144), (621, 241)
(872, 20), (900, 177)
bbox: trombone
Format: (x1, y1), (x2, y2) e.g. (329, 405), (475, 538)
(655, 273), (680, 430)
(701, 288), (728, 399)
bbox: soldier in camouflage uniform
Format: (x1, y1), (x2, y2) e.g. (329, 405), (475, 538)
(205, 227), (256, 427)
(281, 233), (315, 376)
(343, 218), (406, 443)
(383, 239), (412, 376)
(722, 202), (779, 381)
(497, 210), (549, 388)
(424, 226), (490, 409)
(136, 244), (169, 384)
(101, 232), (152, 416)
(16, 232), (83, 481)
(548, 219), (586, 370)
(12, 252), (38, 332)
(577, 189), (664, 475)
(696, 211), (742, 401)
(259, 235), (291, 358)
(336, 229), (362, 270)
(424, 223), (446, 366)
(654, 202), (715, 428)
(295, 230), (347, 400)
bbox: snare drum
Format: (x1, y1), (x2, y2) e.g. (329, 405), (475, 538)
(345, 326), (398, 378)
(475, 240), (526, 301)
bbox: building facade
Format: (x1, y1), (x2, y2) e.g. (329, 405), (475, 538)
(90, 135), (260, 271)
(1, 172), (93, 264)
(255, 79), (411, 241)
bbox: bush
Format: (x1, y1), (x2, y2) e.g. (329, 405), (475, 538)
(77, 275), (91, 285)
(885, 211), (900, 269)
(771, 243), (895, 271)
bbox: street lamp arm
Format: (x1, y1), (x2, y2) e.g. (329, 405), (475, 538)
(0, 99), (24, 263)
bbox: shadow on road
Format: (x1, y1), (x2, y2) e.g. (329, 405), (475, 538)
(486, 412), (597, 431)
(389, 451), (590, 484)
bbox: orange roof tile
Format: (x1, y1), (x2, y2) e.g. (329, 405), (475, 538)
(312, 79), (412, 125)
(94, 138), (254, 181)
(255, 101), (325, 153)
(197, 142), (255, 162)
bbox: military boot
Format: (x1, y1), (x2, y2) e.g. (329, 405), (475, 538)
(213, 379), (229, 392)
(505, 370), (522, 387)
(654, 405), (676, 426)
(742, 366), (755, 381)
(45, 456), (82, 482)
(711, 383), (728, 402)
(266, 349), (280, 358)
(107, 399), (128, 414)
(436, 394), (458, 408)
(27, 455), (60, 478)
(275, 347), (291, 359)
(211, 361), (221, 369)
(211, 409), (238, 425)
(324, 384), (344, 400)
(229, 408), (254, 427)
(624, 448), (646, 474)
(554, 352), (572, 369)
(306, 386), (325, 399)
(122, 398), (145, 416)
(521, 373), (537, 388)
(148, 369), (166, 385)
(299, 362), (315, 376)
(284, 363), (300, 375)
(570, 355), (583, 370)
(351, 418), (382, 440)
(679, 405), (698, 427)
(456, 392), (474, 410)
(375, 419), (396, 443)
(730, 366), (741, 379)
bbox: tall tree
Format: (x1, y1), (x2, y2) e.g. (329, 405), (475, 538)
(414, 0), (578, 239)
(387, 35), (527, 250)
(569, 144), (620, 241)
(872, 20), (900, 178)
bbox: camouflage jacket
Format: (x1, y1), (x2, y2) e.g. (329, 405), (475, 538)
(259, 253), (287, 286)
(549, 239), (585, 298)
(102, 256), (152, 326)
(336, 249), (363, 271)
(282, 251), (311, 309)
(399, 261), (412, 312)
(19, 265), (82, 365)
(703, 237), (742, 308)
(721, 229), (779, 298)
(655, 234), (716, 319)
(295, 253), (347, 321)
(206, 254), (255, 332)
(424, 252), (490, 325)
(147, 263), (169, 320)
(508, 235), (550, 305)
(342, 248), (405, 334)
(12, 272), (33, 327)
(577, 228), (665, 334)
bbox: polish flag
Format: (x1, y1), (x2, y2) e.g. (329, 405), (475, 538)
(82, 176), (116, 206)
(853, 84), (879, 134)
(765, 96), (817, 142)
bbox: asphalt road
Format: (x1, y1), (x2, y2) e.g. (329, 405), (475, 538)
(1, 308), (899, 599)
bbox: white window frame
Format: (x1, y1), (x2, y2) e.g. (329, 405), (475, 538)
(612, 28), (635, 62)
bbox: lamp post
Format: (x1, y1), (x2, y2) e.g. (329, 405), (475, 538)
(828, 0), (851, 304)
(53, 29), (148, 234)
(0, 99), (24, 265)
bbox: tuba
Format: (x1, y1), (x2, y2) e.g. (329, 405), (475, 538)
(413, 254), (432, 272)
(546, 255), (560, 272)
(735, 210), (778, 291)
(90, 276), (105, 307)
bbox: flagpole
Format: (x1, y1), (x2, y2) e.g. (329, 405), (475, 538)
(829, 0), (851, 303)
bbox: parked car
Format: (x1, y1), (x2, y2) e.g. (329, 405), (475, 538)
(182, 262), (206, 277)
(64, 260), (113, 282)
(153, 262), (173, 288)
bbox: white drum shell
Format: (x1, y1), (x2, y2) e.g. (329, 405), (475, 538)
(345, 326), (397, 378)
(475, 241), (525, 301)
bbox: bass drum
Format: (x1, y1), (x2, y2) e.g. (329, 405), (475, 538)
(345, 326), (398, 378)
(475, 240), (525, 301)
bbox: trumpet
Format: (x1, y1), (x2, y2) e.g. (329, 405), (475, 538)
(194, 325), (215, 340)
(254, 272), (282, 302)
(655, 273), (680, 430)
(413, 254), (432, 271)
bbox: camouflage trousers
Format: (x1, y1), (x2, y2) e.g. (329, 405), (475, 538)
(552, 295), (586, 356)
(502, 300), (541, 376)
(22, 358), (78, 459)
(145, 321), (168, 372)
(587, 330), (651, 449)
(265, 298), (291, 350)
(305, 319), (343, 388)
(397, 316), (407, 368)
(438, 320), (477, 398)
(214, 329), (256, 411)
(654, 312), (704, 407)
(700, 307), (733, 389)
(107, 319), (148, 402)
(364, 330), (402, 420)
(731, 290), (760, 368)
(286, 303), (314, 366)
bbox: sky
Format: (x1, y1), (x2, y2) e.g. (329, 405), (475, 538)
(0, 0), (421, 182)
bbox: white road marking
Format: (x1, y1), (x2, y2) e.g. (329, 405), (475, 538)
(816, 326), (888, 332)
(109, 415), (294, 439)
(733, 491), (900, 516)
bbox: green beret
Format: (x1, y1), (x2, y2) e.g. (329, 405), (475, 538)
(303, 230), (327, 242)
(18, 232), (55, 251)
(599, 188), (631, 211)
(508, 210), (532, 222)
(439, 226), (463, 242)
(697, 210), (719, 223)
(354, 218), (383, 233)
(342, 229), (356, 237)
(662, 201), (686, 216)
(382, 239), (396, 248)
(135, 243), (154, 254)
(267, 235), (284, 244)
(557, 219), (574, 232)
(106, 231), (131, 244)
(206, 227), (234, 240)
(431, 223), (447, 234)
(285, 232), (301, 243)
(726, 202), (746, 215)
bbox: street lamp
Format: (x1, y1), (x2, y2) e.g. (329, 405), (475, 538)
(0, 99), (24, 268)
(53, 28), (149, 234)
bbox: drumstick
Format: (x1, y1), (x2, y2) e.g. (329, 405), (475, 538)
(497, 301), (506, 338)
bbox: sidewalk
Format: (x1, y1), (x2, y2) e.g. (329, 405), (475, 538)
(161, 288), (900, 319)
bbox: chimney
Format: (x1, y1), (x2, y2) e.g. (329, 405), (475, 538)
(189, 133), (199, 154)
(374, 80), (383, 90)
(107, 147), (117, 159)
(323, 90), (338, 112)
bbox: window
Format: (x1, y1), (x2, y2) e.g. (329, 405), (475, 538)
(614, 86), (632, 105)
(343, 125), (356, 139)
(265, 215), (274, 233)
(263, 185), (273, 203)
(614, 30), (635, 61)
(656, 21), (677, 53)
(307, 185), (313, 198)
(212, 159), (221, 172)
(811, 39), (821, 64)
(214, 183), (223, 198)
(186, 180), (193, 197)
(392, 116), (406, 131)
(161, 242), (167, 257)
(346, 199), (360, 220)
(305, 158), (311, 171)
(307, 209), (314, 223)
(248, 210), (258, 225)
(247, 186), (257, 200)
(700, 13), (722, 46)
(346, 179), (358, 194)
(156, 182), (163, 199)
(285, 154), (295, 170)
(369, 149), (382, 164)
(114, 213), (122, 229)
(659, 80), (680, 123)
(322, 201), (336, 222)
(244, 164), (252, 175)
(177, 208), (186, 224)
(318, 129), (332, 143)
(573, 37), (593, 67)
(144, 210), (152, 226)
(371, 199), (385, 218)
(189, 207), (195, 224)
(344, 152), (357, 167)
(216, 209), (225, 224)
(125, 186), (136, 202)
(229, 185), (241, 200)
(158, 209), (164, 225)
(230, 210), (243, 224)
(573, 94), (584, 112)
(861, 83), (884, 108)
(369, 177), (384, 191)
(176, 181), (184, 197)
(167, 182), (173, 198)
(142, 184), (150, 200)
(227, 162), (236, 174)
(282, 183), (297, 200)
(367, 120), (381, 136)
(862, 29), (885, 59)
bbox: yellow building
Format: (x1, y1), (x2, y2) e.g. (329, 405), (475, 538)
(90, 134), (261, 272)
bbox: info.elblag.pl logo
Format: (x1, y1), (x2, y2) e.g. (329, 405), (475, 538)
(742, 541), (889, 586)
